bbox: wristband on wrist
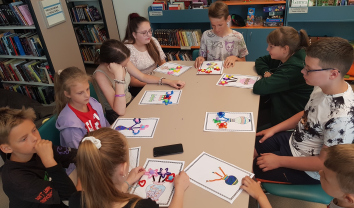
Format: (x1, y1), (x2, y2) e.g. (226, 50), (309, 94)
(158, 77), (166, 85)
(114, 79), (126, 84)
(115, 94), (125, 97)
(124, 180), (131, 191)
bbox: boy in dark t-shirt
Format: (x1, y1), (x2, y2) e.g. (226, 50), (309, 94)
(0, 107), (77, 208)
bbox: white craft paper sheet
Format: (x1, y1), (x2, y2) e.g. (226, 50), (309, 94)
(131, 159), (185, 207)
(112, 118), (159, 138)
(204, 112), (255, 132)
(139, 90), (182, 105)
(154, 62), (191, 76)
(216, 74), (260, 89)
(184, 152), (254, 204)
(129, 147), (141, 172)
(197, 61), (224, 75)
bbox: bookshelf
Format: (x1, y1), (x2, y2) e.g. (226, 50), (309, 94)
(223, 0), (287, 5)
(0, 0), (86, 105)
(0, 0), (56, 105)
(285, 4), (354, 41)
(149, 8), (209, 61)
(65, 0), (120, 66)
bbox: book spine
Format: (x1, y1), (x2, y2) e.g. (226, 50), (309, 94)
(18, 5), (33, 25)
(8, 3), (23, 25)
(8, 36), (18, 55)
(14, 5), (28, 25)
(13, 36), (25, 55)
(8, 64), (19, 81)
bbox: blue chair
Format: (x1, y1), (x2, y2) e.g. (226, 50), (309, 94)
(192, 49), (199, 61)
(262, 183), (333, 205)
(89, 81), (99, 101)
(38, 115), (60, 146)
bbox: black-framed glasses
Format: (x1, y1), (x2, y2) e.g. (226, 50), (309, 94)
(136, 29), (153, 37)
(302, 62), (339, 75)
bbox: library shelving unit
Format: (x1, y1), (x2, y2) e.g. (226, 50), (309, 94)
(218, 0), (288, 61)
(149, 8), (210, 56)
(65, 0), (120, 66)
(0, 0), (86, 105)
(285, 3), (354, 41)
(0, 0), (55, 104)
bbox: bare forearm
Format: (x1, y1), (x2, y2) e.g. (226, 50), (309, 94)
(258, 194), (272, 208)
(130, 76), (146, 87)
(280, 156), (324, 171)
(272, 111), (303, 133)
(169, 189), (185, 208)
(112, 82), (126, 115)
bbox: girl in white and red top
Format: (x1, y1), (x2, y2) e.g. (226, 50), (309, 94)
(123, 13), (166, 96)
(54, 67), (109, 151)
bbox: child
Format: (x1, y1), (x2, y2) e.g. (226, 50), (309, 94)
(194, 1), (248, 69)
(93, 39), (185, 124)
(54, 67), (109, 149)
(124, 13), (166, 96)
(253, 37), (354, 185)
(320, 144), (354, 208)
(241, 176), (272, 208)
(242, 144), (354, 208)
(253, 26), (314, 129)
(69, 128), (190, 208)
(0, 107), (77, 208)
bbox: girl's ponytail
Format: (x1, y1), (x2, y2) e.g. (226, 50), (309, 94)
(298, 29), (310, 48)
(77, 128), (141, 208)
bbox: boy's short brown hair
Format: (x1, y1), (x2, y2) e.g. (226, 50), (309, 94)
(208, 1), (229, 20)
(306, 37), (354, 76)
(325, 144), (354, 194)
(0, 107), (36, 144)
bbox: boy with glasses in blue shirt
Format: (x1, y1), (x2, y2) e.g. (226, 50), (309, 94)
(253, 37), (354, 185)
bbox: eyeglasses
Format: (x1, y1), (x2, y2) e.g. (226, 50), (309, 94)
(302, 62), (339, 75)
(136, 29), (153, 37)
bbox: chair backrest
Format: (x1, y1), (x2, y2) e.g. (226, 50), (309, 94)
(262, 183), (333, 205)
(38, 116), (60, 146)
(192, 49), (199, 61)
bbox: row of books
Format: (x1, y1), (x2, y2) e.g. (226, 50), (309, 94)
(151, 0), (168, 10)
(0, 1), (33, 26)
(69, 5), (102, 23)
(165, 50), (192, 62)
(0, 32), (44, 57)
(3, 83), (54, 104)
(0, 59), (53, 84)
(154, 29), (202, 47)
(80, 45), (96, 62)
(74, 25), (107, 43)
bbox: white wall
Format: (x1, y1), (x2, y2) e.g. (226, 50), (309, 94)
(113, 0), (155, 40)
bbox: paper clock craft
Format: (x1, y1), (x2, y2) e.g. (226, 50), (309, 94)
(131, 159), (185, 207)
(197, 61), (223, 75)
(154, 62), (191, 76)
(112, 118), (159, 138)
(204, 112), (255, 132)
(139, 90), (182, 105)
(216, 74), (260, 89)
(184, 152), (254, 204)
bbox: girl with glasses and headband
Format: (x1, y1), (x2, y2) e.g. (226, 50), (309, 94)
(253, 26), (314, 131)
(123, 13), (167, 97)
